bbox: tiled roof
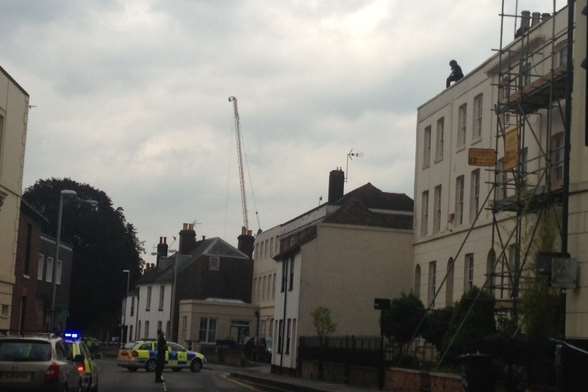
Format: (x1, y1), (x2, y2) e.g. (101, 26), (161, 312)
(333, 183), (413, 211)
(135, 237), (248, 286)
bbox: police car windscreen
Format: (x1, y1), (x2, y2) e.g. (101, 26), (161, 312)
(0, 340), (52, 361)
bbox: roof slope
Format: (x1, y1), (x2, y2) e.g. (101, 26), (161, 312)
(136, 237), (249, 285)
(333, 183), (413, 211)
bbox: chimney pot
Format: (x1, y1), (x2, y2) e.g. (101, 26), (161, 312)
(531, 12), (541, 26)
(202, 235), (206, 240)
(179, 223), (197, 255)
(328, 168), (345, 203)
(542, 13), (551, 21)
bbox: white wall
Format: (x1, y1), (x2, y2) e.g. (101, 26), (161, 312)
(272, 252), (302, 369)
(123, 283), (173, 341)
(252, 225), (282, 338)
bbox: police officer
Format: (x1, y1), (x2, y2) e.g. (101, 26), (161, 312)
(446, 60), (464, 88)
(155, 329), (167, 383)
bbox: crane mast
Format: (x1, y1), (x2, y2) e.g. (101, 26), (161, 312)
(228, 96), (249, 230)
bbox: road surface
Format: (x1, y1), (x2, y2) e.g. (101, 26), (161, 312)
(98, 359), (255, 392)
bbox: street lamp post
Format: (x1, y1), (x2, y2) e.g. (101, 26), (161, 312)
(50, 189), (98, 331)
(122, 269), (130, 345)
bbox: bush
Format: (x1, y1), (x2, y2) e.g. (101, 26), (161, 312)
(381, 293), (425, 352)
(443, 287), (496, 362)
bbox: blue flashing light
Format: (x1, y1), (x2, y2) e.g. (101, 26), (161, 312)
(63, 330), (81, 342)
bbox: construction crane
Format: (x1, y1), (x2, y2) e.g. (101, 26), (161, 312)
(228, 96), (250, 230)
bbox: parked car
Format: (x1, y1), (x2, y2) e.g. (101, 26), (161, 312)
(117, 340), (206, 373)
(0, 334), (82, 391)
(63, 331), (99, 392)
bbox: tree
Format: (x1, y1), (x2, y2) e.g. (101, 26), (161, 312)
(24, 178), (144, 337)
(421, 307), (453, 353)
(381, 293), (425, 352)
(443, 287), (496, 361)
(311, 307), (336, 337)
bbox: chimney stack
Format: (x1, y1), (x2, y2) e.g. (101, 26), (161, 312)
(179, 223), (196, 255)
(156, 236), (169, 267)
(516, 10), (531, 38)
(328, 168), (345, 203)
(531, 12), (541, 26)
(237, 226), (255, 259)
(542, 13), (551, 22)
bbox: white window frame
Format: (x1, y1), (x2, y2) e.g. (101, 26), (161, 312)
(158, 285), (165, 311)
(421, 191), (429, 236)
(199, 317), (217, 343)
(446, 258), (454, 306)
(470, 169), (480, 223)
(45, 257), (54, 283)
(473, 94), (483, 141)
(428, 261), (437, 307)
(37, 253), (45, 281)
(457, 103), (467, 148)
(433, 185), (442, 233)
(464, 254), (474, 292)
(435, 118), (445, 162)
(146, 286), (152, 311)
(455, 176), (464, 225)
(423, 126), (431, 169)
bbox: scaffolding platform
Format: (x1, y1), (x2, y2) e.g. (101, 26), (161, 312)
(497, 67), (567, 114)
(492, 188), (564, 212)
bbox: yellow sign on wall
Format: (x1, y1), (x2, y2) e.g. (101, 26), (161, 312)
(504, 128), (519, 170)
(468, 148), (497, 166)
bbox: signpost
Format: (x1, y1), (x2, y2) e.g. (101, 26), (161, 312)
(374, 298), (391, 390)
(468, 148), (497, 166)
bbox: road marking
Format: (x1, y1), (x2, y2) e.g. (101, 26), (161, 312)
(221, 373), (263, 391)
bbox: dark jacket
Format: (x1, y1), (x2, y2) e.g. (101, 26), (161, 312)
(156, 335), (167, 361)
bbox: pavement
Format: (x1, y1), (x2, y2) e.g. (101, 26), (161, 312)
(97, 359), (254, 391)
(222, 364), (379, 392)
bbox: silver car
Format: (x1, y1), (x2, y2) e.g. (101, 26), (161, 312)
(0, 335), (82, 391)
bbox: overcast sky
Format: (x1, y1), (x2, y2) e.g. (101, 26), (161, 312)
(2, 0), (561, 261)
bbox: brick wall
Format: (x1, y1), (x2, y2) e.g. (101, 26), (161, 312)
(385, 368), (464, 392)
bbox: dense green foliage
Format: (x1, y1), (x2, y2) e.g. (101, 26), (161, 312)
(381, 293), (424, 350)
(421, 306), (453, 353)
(521, 277), (562, 338)
(443, 287), (496, 361)
(24, 178), (144, 337)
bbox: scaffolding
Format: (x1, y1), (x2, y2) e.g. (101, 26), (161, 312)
(487, 0), (574, 329)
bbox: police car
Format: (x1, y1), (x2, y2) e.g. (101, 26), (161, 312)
(117, 340), (206, 373)
(63, 331), (100, 392)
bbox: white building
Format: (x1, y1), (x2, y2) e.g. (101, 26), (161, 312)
(252, 225), (281, 340)
(413, 1), (588, 340)
(0, 66), (29, 329)
(271, 170), (414, 371)
(122, 267), (173, 342)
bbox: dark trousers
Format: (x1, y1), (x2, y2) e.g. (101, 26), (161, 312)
(155, 360), (164, 382)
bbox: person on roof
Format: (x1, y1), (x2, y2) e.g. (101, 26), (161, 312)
(446, 60), (464, 88)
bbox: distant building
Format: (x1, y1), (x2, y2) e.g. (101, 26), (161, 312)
(122, 225), (256, 348)
(271, 169), (414, 371)
(36, 235), (73, 332)
(251, 224), (281, 340)
(0, 65), (30, 330)
(10, 200), (48, 333)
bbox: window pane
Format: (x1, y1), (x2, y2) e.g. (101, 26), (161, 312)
(37, 254), (45, 280)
